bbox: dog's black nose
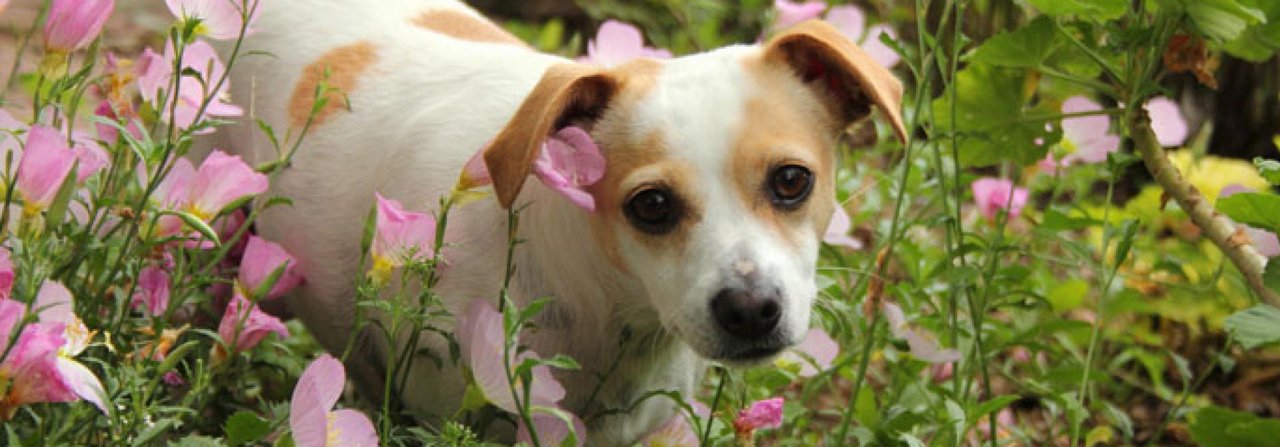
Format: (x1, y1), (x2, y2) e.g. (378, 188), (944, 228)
(711, 287), (781, 339)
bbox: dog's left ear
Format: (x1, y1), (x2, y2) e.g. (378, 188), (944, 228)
(763, 20), (909, 144)
(484, 63), (617, 209)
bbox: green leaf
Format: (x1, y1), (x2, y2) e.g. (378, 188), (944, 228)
(1224, 305), (1280, 349)
(541, 354), (581, 371)
(1086, 426), (1115, 446)
(1266, 260), (1280, 294)
(1218, 192), (1280, 233)
(969, 395), (1019, 425)
(932, 63), (1058, 167)
(1028, 0), (1127, 21)
(164, 210), (222, 247)
(1182, 0), (1267, 43)
(969, 17), (1058, 68)
(43, 160), (80, 230)
(1041, 208), (1100, 231)
(1048, 279), (1089, 312)
(1255, 157), (1280, 185)
(1190, 405), (1280, 447)
(853, 385), (880, 429)
(224, 411), (270, 446)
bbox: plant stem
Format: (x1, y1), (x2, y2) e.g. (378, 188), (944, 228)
(1128, 108), (1280, 307)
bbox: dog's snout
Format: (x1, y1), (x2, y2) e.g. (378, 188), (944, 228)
(710, 287), (782, 339)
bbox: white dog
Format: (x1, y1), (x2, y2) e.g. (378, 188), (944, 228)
(222, 0), (905, 443)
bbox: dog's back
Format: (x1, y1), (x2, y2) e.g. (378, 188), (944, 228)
(224, 0), (561, 351)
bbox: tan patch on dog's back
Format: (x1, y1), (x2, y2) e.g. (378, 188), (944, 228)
(288, 41), (378, 127)
(731, 55), (838, 249)
(412, 9), (525, 46)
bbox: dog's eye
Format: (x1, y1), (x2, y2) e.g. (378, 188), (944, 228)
(769, 164), (813, 208)
(625, 188), (680, 234)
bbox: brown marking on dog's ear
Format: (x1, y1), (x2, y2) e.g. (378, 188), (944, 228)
(412, 9), (525, 46)
(762, 20), (908, 144)
(288, 41), (378, 127)
(484, 64), (619, 209)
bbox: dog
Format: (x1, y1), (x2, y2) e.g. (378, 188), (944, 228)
(221, 0), (906, 443)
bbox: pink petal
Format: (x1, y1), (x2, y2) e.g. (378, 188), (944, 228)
(54, 356), (108, 414)
(584, 20), (668, 67)
(641, 411), (700, 446)
(970, 177), (1028, 221)
(824, 5), (866, 42)
(0, 108), (27, 163)
(372, 193), (437, 266)
(517, 407), (587, 447)
(239, 236), (303, 300)
(42, 0), (113, 52)
(72, 143), (109, 182)
(733, 397), (784, 432)
(1145, 97), (1188, 147)
(17, 125), (77, 209)
(188, 150), (267, 220)
(94, 100), (144, 144)
(1247, 228), (1280, 257)
(531, 126), (605, 211)
(34, 280), (75, 326)
(1, 322), (76, 409)
(146, 157), (197, 210)
(861, 24), (901, 68)
(773, 0), (827, 31)
(823, 206), (864, 250)
(458, 147), (493, 190)
(521, 352), (566, 407)
(217, 293), (288, 354)
(0, 248), (13, 300)
(457, 300), (518, 413)
(0, 298), (25, 344)
(291, 353), (347, 447)
(794, 327), (838, 377)
(131, 265), (172, 316)
(883, 303), (961, 364)
(165, 0), (260, 40)
(328, 409), (379, 447)
(134, 48), (168, 103)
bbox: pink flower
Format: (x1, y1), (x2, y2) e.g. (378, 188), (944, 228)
(370, 193), (436, 280)
(780, 327), (838, 377)
(31, 281), (107, 414)
(290, 354), (378, 447)
(217, 294), (288, 356)
(583, 20), (672, 67)
(733, 397), (784, 435)
(823, 5), (900, 68)
(42, 0), (113, 52)
(163, 371), (185, 387)
(517, 408), (588, 447)
(1220, 184), (1280, 257)
(17, 125), (77, 211)
(457, 300), (565, 414)
(238, 236), (303, 300)
(773, 0), (826, 31)
(0, 248), (12, 300)
(456, 127), (606, 210)
(136, 40), (242, 132)
(1041, 96), (1120, 171)
(883, 302), (961, 363)
(165, 0), (261, 40)
(1146, 96), (1188, 147)
(0, 318), (72, 419)
(641, 401), (710, 447)
(187, 151), (267, 221)
(971, 177), (1029, 222)
(131, 265), (172, 317)
(823, 206), (864, 250)
(532, 126), (606, 211)
(94, 100), (144, 144)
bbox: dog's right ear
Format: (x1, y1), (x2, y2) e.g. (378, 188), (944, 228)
(484, 64), (618, 209)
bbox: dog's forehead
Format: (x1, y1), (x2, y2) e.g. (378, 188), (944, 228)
(630, 46), (758, 167)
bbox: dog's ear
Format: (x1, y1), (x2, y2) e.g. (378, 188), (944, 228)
(763, 20), (908, 144)
(484, 63), (617, 209)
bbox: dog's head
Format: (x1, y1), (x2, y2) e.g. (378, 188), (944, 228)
(484, 20), (906, 364)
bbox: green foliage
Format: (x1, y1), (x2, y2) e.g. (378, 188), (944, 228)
(1225, 304), (1280, 349)
(1217, 192), (1280, 232)
(1028, 0), (1127, 22)
(931, 62), (1058, 167)
(1190, 406), (1280, 446)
